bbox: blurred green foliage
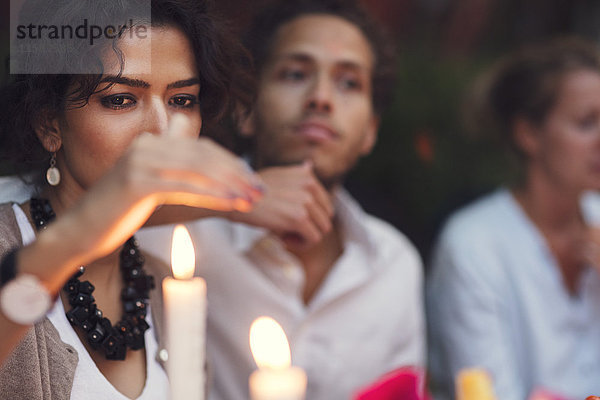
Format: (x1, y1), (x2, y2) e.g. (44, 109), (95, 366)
(346, 0), (600, 258)
(347, 45), (515, 258)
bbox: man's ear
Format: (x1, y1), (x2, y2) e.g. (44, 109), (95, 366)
(359, 115), (379, 156)
(512, 117), (540, 159)
(34, 113), (62, 153)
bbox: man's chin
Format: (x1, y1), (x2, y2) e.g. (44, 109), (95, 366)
(283, 160), (343, 190)
(313, 170), (344, 192)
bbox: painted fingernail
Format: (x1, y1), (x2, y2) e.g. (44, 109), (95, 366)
(234, 198), (252, 212)
(253, 183), (267, 194)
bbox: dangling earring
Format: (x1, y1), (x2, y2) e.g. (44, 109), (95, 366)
(46, 152), (61, 186)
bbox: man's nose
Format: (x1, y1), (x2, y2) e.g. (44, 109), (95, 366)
(305, 74), (334, 114)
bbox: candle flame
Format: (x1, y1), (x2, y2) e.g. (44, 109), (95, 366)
(249, 316), (291, 369)
(171, 225), (195, 280)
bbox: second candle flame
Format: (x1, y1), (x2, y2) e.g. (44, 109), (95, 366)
(171, 225), (195, 280)
(249, 316), (291, 369)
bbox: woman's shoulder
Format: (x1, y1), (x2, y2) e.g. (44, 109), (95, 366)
(0, 317), (78, 398)
(0, 176), (33, 204)
(439, 188), (517, 244)
(429, 190), (520, 292)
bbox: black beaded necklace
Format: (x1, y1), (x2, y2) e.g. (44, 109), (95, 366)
(30, 198), (155, 360)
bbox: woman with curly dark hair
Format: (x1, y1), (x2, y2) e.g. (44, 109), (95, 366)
(0, 0), (262, 398)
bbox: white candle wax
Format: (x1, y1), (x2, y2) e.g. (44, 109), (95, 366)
(249, 366), (307, 400)
(164, 225), (206, 400)
(163, 276), (206, 400)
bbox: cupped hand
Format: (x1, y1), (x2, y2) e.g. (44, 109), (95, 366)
(48, 114), (263, 267)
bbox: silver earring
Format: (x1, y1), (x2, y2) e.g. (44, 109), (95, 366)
(46, 153), (61, 186)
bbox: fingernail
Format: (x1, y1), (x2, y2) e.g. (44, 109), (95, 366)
(233, 198), (252, 212)
(245, 189), (262, 202)
(237, 192), (254, 203)
(253, 183), (267, 193)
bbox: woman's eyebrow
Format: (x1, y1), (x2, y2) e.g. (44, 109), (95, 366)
(167, 78), (201, 90)
(100, 76), (150, 88)
(97, 77), (200, 90)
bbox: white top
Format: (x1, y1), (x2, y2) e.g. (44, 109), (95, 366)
(0, 176), (34, 204)
(46, 301), (168, 400)
(427, 189), (600, 400)
(12, 204), (169, 400)
(138, 189), (426, 400)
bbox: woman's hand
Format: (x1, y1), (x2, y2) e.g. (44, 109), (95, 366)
(42, 114), (263, 277)
(0, 114), (263, 364)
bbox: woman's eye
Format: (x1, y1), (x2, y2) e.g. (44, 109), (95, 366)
(100, 94), (136, 110)
(169, 95), (198, 109)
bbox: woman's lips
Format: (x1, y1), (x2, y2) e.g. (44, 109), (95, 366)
(294, 122), (338, 142)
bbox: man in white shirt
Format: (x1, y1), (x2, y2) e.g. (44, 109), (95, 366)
(140, 1), (425, 399)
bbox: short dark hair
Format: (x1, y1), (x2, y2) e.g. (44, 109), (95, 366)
(243, 0), (397, 116)
(465, 37), (600, 157)
(0, 0), (252, 181)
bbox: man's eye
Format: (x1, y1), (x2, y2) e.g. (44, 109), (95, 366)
(578, 115), (599, 131)
(100, 94), (136, 110)
(339, 77), (362, 91)
(169, 95), (198, 109)
(281, 69), (306, 81)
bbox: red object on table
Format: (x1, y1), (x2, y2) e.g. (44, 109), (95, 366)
(353, 366), (431, 400)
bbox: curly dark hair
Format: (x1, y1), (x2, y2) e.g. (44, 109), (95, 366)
(243, 0), (397, 116)
(465, 37), (600, 158)
(0, 0), (252, 183)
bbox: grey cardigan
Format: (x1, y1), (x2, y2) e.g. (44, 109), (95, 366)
(0, 203), (169, 400)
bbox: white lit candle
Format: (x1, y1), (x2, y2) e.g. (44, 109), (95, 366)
(249, 316), (307, 400)
(163, 225), (206, 400)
